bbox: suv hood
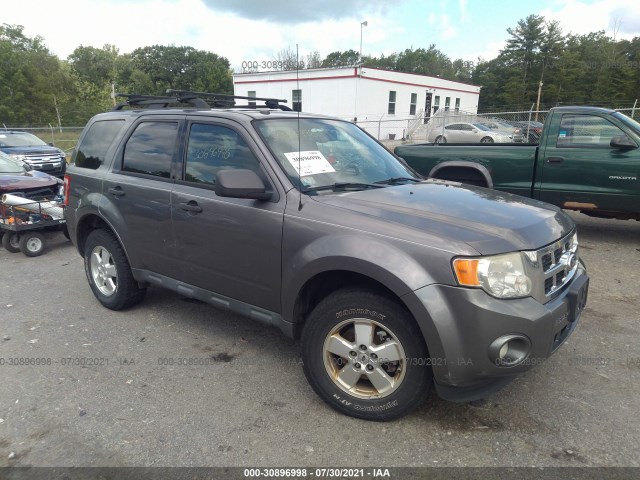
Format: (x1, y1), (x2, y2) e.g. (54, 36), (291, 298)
(2, 146), (64, 156)
(313, 181), (573, 255)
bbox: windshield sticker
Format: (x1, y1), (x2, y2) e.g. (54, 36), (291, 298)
(283, 150), (336, 177)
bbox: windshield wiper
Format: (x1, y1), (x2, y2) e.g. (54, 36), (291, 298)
(374, 177), (423, 185)
(302, 182), (386, 193)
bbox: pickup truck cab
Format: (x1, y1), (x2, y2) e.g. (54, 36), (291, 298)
(395, 106), (640, 220)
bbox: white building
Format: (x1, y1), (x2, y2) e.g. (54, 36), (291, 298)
(233, 66), (481, 140)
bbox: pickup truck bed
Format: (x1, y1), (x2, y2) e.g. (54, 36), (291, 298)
(395, 106), (640, 220)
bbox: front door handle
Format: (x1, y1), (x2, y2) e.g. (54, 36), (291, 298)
(179, 201), (203, 214)
(108, 186), (125, 197)
(546, 157), (564, 163)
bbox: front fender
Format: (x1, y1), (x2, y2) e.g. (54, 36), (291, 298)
(281, 234), (436, 322)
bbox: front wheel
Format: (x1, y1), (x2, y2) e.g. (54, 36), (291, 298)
(301, 288), (432, 420)
(84, 229), (146, 310)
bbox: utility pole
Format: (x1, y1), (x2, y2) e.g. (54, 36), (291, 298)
(535, 81), (543, 122)
(111, 82), (117, 106)
(359, 20), (368, 63)
(53, 95), (62, 132)
(355, 20), (368, 122)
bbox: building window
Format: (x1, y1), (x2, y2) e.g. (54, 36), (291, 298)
(433, 95), (440, 114)
(248, 91), (256, 107)
(455, 98), (460, 112)
(409, 93), (417, 115)
(388, 91), (397, 115)
(292, 89), (302, 112)
(445, 97), (451, 111)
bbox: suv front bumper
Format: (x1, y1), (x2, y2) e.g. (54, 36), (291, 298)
(403, 263), (589, 402)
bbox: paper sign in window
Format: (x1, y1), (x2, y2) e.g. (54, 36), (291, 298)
(283, 150), (336, 177)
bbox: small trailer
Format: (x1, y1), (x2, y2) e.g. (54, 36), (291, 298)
(0, 194), (68, 257)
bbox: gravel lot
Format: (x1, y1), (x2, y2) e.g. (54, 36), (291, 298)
(0, 212), (639, 469)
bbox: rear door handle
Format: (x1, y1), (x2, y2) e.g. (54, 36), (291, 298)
(179, 201), (203, 213)
(108, 186), (125, 197)
(546, 157), (564, 163)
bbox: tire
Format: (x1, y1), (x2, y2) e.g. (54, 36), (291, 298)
(19, 232), (46, 257)
(84, 229), (146, 310)
(480, 136), (494, 143)
(434, 135), (447, 144)
(301, 288), (432, 421)
(2, 232), (21, 253)
(61, 225), (70, 240)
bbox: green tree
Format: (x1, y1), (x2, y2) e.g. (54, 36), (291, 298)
(0, 24), (71, 125)
(322, 49), (360, 67)
(128, 45), (232, 95)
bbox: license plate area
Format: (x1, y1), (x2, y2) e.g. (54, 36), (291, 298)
(552, 275), (588, 351)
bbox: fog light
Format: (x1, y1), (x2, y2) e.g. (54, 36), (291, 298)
(489, 335), (531, 367)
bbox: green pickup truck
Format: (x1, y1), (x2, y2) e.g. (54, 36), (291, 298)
(395, 106), (640, 220)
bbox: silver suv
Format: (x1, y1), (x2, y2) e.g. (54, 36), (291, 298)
(64, 92), (589, 420)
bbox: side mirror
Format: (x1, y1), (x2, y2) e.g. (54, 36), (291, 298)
(215, 169), (272, 201)
(610, 135), (637, 150)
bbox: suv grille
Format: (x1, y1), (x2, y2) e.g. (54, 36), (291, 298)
(20, 153), (65, 174)
(536, 233), (578, 297)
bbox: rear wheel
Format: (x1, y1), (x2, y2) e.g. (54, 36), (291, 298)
(2, 232), (21, 253)
(301, 288), (432, 421)
(434, 135), (447, 144)
(84, 229), (146, 310)
(19, 232), (46, 257)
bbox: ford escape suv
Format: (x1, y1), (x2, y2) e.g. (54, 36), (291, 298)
(64, 91), (589, 420)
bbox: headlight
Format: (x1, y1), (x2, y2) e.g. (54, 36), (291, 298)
(453, 252), (532, 299)
(570, 232), (578, 252)
(8, 153), (27, 162)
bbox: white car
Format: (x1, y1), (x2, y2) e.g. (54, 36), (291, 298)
(428, 122), (514, 144)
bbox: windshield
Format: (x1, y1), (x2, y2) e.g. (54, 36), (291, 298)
(254, 118), (419, 192)
(472, 123), (491, 131)
(0, 131), (47, 147)
(612, 112), (640, 136)
(0, 151), (25, 173)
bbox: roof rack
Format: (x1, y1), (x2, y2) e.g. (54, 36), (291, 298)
(167, 90), (292, 111)
(113, 90), (292, 111)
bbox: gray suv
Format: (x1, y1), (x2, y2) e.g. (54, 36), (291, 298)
(64, 92), (589, 420)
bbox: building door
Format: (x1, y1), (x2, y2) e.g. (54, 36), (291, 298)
(424, 92), (433, 124)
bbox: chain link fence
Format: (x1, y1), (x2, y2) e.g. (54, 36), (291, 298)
(390, 105), (639, 146)
(4, 105), (639, 152)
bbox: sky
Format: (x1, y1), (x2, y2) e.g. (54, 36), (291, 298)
(3, 0), (640, 71)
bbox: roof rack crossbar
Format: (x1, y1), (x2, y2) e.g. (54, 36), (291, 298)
(112, 91), (293, 111)
(166, 89), (288, 104)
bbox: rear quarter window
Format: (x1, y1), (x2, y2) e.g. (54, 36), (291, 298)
(75, 120), (125, 169)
